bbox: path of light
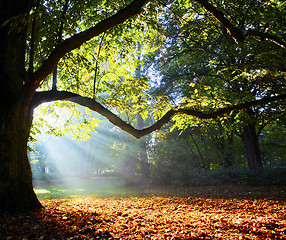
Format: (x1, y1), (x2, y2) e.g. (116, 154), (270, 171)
(31, 102), (140, 185)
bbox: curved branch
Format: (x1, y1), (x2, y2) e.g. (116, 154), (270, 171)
(31, 90), (286, 139)
(31, 90), (174, 138)
(177, 94), (286, 118)
(195, 0), (286, 49)
(31, 0), (148, 87)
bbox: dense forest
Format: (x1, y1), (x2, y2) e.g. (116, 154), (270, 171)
(0, 0), (285, 212)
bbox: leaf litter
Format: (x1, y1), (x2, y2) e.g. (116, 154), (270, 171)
(1, 195), (286, 239)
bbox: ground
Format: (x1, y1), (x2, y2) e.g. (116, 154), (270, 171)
(1, 179), (285, 239)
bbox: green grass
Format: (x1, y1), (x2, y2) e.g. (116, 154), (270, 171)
(34, 176), (156, 199)
(33, 174), (286, 200)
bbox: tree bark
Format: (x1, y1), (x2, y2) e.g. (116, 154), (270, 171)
(241, 124), (262, 170)
(0, 1), (42, 212)
(0, 107), (43, 212)
(223, 135), (233, 168)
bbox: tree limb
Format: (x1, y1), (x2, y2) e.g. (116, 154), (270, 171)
(177, 94), (286, 118)
(31, 0), (148, 87)
(194, 0), (286, 49)
(194, 0), (245, 43)
(52, 0), (69, 91)
(244, 30), (286, 49)
(32, 90), (175, 139)
(31, 90), (286, 139)
(28, 9), (37, 75)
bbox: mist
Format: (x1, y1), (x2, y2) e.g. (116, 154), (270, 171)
(29, 103), (149, 198)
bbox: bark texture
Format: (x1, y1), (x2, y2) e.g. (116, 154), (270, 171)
(0, 0), (42, 212)
(0, 107), (42, 212)
(242, 124), (262, 170)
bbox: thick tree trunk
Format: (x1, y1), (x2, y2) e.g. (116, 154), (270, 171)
(0, 108), (43, 212)
(242, 123), (263, 170)
(0, 0), (42, 212)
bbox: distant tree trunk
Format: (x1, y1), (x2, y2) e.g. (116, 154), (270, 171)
(0, 1), (43, 212)
(223, 136), (233, 168)
(96, 161), (101, 175)
(215, 133), (233, 168)
(80, 142), (94, 178)
(241, 123), (262, 170)
(180, 140), (201, 168)
(135, 44), (149, 180)
(137, 113), (149, 179)
(189, 130), (208, 169)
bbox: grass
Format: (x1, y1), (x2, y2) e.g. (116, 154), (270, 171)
(33, 176), (286, 200)
(34, 176), (155, 199)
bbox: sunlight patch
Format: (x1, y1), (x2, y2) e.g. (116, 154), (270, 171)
(73, 189), (87, 192)
(55, 189), (68, 192)
(34, 189), (51, 194)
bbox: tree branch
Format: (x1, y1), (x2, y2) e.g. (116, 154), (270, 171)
(31, 90), (175, 139)
(93, 32), (106, 98)
(52, 0), (70, 91)
(177, 94), (286, 118)
(28, 11), (36, 75)
(194, 0), (245, 43)
(194, 0), (286, 49)
(244, 30), (286, 49)
(31, 0), (148, 87)
(31, 90), (286, 139)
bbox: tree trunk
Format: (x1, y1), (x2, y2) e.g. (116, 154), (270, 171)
(215, 133), (233, 168)
(0, 1), (42, 212)
(135, 47), (149, 180)
(242, 124), (263, 170)
(0, 108), (43, 212)
(137, 113), (149, 180)
(223, 136), (233, 168)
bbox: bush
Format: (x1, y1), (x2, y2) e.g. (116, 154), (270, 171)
(150, 167), (286, 186)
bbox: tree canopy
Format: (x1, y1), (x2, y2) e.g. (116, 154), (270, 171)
(0, 0), (285, 212)
(27, 0), (285, 136)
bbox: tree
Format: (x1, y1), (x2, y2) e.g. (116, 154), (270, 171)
(145, 0), (286, 169)
(0, 0), (285, 212)
(0, 0), (150, 212)
(261, 117), (286, 167)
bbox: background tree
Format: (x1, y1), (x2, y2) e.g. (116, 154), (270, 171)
(145, 0), (286, 170)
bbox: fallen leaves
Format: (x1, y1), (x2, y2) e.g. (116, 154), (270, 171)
(1, 197), (285, 239)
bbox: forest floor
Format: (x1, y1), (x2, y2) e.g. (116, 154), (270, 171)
(31, 176), (286, 200)
(1, 180), (286, 239)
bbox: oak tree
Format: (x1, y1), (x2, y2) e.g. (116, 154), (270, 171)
(0, 0), (285, 212)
